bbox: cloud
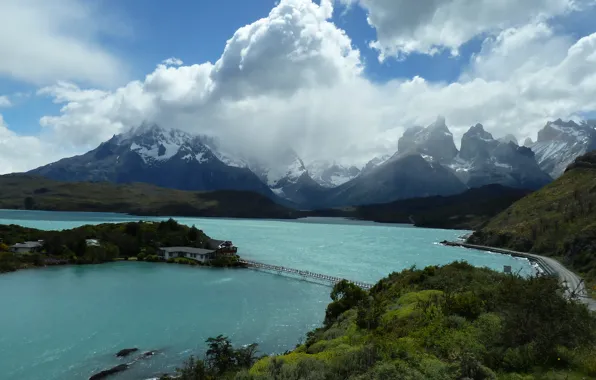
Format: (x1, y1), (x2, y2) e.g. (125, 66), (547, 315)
(343, 0), (582, 60)
(0, 114), (66, 174)
(0, 96), (11, 108)
(0, 0), (126, 86)
(23, 0), (596, 172)
(162, 57), (184, 66)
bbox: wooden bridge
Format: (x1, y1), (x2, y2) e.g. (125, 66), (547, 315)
(238, 259), (374, 290)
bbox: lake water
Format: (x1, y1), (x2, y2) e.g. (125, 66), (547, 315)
(0, 210), (534, 379)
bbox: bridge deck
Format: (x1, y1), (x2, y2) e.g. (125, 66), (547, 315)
(239, 259), (373, 290)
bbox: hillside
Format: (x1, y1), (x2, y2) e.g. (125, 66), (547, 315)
(0, 175), (298, 219)
(468, 151), (596, 290)
(165, 263), (596, 380)
(352, 184), (531, 229)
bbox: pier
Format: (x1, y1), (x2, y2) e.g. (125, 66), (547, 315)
(238, 259), (373, 290)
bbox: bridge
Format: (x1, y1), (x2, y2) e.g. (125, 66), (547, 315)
(238, 259), (374, 290)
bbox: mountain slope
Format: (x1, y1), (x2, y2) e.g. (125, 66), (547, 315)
(531, 119), (596, 178)
(323, 153), (467, 207)
(0, 174), (297, 219)
(352, 184), (531, 229)
(29, 125), (274, 197)
(468, 151), (596, 291)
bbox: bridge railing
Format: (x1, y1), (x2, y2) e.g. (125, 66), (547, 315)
(239, 259), (373, 290)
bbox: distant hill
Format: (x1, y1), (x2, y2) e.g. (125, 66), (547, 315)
(0, 175), (298, 219)
(350, 184), (531, 229)
(468, 151), (596, 290)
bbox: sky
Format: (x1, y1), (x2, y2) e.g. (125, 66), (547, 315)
(1, 0), (596, 173)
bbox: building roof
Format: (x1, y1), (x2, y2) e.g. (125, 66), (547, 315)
(160, 247), (215, 255)
(11, 241), (43, 249)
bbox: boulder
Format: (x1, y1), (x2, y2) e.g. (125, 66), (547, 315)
(116, 348), (138, 357)
(89, 364), (128, 380)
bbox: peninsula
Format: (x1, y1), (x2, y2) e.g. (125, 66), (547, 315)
(0, 218), (241, 273)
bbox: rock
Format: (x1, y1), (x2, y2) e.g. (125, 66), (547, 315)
(116, 348), (138, 357)
(142, 350), (156, 358)
(89, 364), (129, 380)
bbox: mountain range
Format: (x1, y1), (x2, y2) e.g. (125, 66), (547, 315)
(27, 118), (596, 209)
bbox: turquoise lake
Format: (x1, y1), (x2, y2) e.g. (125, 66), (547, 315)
(0, 210), (534, 379)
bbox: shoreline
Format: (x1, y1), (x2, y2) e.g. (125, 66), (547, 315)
(0, 256), (247, 276)
(441, 240), (596, 311)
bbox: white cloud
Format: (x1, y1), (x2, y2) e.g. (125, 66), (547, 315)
(0, 96), (11, 108)
(162, 57), (184, 66)
(13, 0), (596, 172)
(344, 0), (581, 59)
(0, 114), (66, 174)
(0, 0), (126, 86)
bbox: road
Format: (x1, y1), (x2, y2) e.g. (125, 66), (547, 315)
(445, 241), (596, 312)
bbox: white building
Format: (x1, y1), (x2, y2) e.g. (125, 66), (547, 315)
(10, 241), (43, 254)
(158, 247), (216, 263)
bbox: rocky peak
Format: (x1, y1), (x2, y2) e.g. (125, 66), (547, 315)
(537, 119), (595, 145)
(459, 124), (497, 162)
(523, 137), (533, 147)
(397, 117), (458, 163)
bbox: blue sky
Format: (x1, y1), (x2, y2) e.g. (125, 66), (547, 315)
(1, 0), (596, 172)
(0, 0), (483, 135)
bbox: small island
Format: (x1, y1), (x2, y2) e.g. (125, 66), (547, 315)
(0, 218), (242, 274)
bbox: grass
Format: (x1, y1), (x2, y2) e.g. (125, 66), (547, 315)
(469, 160), (596, 293)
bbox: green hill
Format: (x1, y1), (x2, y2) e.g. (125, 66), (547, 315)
(166, 263), (596, 380)
(468, 151), (596, 292)
(0, 174), (298, 219)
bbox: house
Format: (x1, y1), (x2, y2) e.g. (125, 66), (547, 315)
(158, 247), (217, 263)
(207, 239), (238, 256)
(158, 239), (238, 263)
(86, 239), (100, 247)
(10, 241), (44, 254)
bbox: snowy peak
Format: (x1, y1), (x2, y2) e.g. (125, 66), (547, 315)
(307, 160), (361, 188)
(523, 137), (533, 147)
(531, 119), (596, 178)
(114, 124), (216, 165)
(537, 119), (594, 144)
(397, 117), (458, 163)
(450, 123), (551, 190)
(249, 149), (308, 188)
(360, 154), (390, 175)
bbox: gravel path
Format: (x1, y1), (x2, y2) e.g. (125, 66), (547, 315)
(445, 241), (596, 311)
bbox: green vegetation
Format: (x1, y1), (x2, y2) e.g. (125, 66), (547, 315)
(0, 219), (238, 273)
(167, 262), (596, 380)
(311, 185), (530, 230)
(468, 151), (596, 295)
(0, 174), (297, 219)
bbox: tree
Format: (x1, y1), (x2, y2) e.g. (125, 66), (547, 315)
(325, 280), (367, 326)
(188, 225), (199, 242)
(205, 335), (235, 374)
(234, 343), (259, 368)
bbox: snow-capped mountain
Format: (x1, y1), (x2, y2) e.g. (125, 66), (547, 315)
(397, 116), (458, 163)
(360, 154), (390, 175)
(306, 160), (361, 188)
(448, 124), (551, 190)
(530, 119), (596, 178)
(29, 124), (273, 196)
(246, 149), (326, 206)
